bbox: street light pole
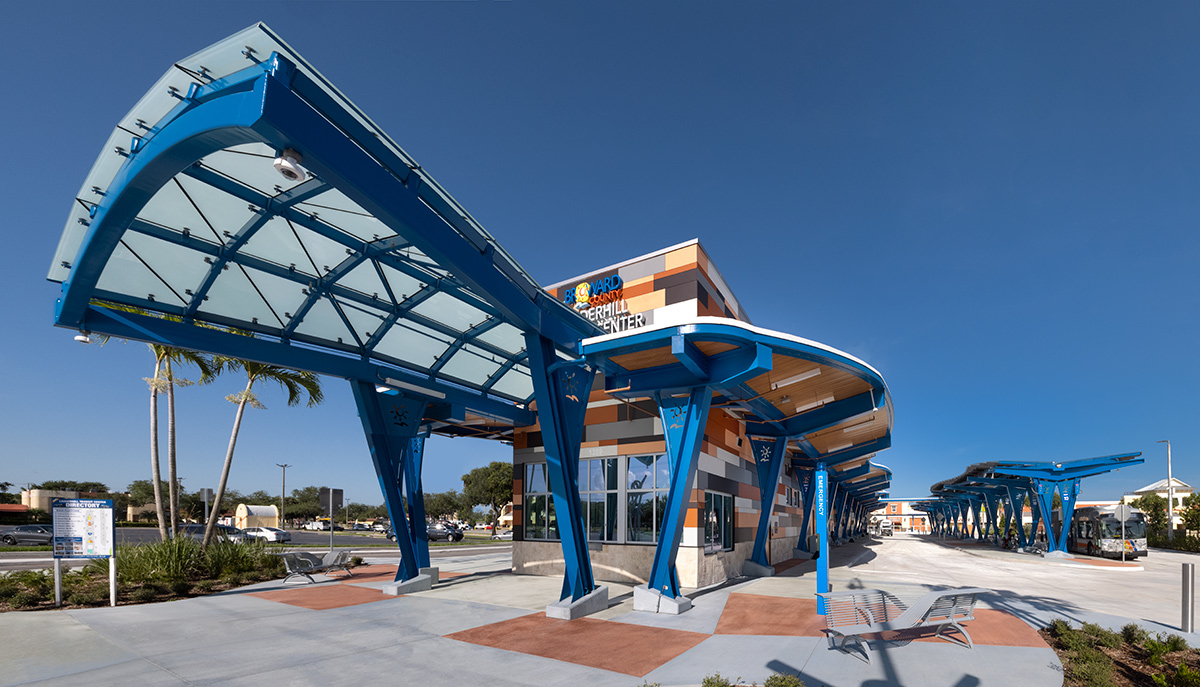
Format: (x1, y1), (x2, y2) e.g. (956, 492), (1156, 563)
(276, 463), (292, 529)
(1158, 441), (1174, 543)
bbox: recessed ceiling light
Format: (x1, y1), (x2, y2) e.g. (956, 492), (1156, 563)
(771, 368), (821, 391)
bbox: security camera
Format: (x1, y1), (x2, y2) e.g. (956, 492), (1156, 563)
(273, 148), (305, 181)
(74, 333), (92, 344)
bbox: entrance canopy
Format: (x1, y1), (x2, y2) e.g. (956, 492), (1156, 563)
(49, 23), (601, 430)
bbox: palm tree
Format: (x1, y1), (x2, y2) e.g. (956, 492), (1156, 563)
(202, 359), (323, 548)
(146, 345), (217, 541)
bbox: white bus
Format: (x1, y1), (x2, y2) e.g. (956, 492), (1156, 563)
(1068, 506), (1147, 559)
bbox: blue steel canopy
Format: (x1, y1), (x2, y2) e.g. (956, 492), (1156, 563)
(49, 23), (601, 431)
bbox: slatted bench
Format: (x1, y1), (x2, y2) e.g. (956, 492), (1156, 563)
(277, 550), (353, 584)
(816, 587), (989, 662)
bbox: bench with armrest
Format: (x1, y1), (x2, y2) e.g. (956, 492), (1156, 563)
(276, 550), (353, 584)
(816, 587), (989, 662)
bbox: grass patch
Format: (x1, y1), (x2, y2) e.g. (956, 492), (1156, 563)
(1042, 620), (1200, 687)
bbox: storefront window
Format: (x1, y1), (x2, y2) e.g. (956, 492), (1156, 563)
(524, 463), (558, 541)
(628, 454), (669, 544)
(704, 492), (734, 553)
(582, 458), (618, 541)
(523, 454), (667, 544)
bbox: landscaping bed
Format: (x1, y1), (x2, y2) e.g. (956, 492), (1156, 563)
(0, 538), (361, 612)
(1041, 619), (1200, 686)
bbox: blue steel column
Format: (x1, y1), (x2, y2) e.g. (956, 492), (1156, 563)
(982, 494), (1000, 546)
(525, 333), (595, 602)
(816, 464), (830, 614)
(1004, 487), (1026, 547)
(749, 437), (788, 568)
(648, 387), (714, 598)
(403, 434), (430, 569)
(797, 469), (816, 552)
(1055, 479), (1080, 553)
(350, 381), (428, 582)
(1033, 480), (1059, 551)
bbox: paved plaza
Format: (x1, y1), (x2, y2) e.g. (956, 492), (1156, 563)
(5, 533), (1199, 687)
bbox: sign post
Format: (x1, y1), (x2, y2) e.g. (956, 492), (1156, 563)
(1114, 504), (1133, 563)
(319, 488), (343, 552)
(51, 498), (116, 607)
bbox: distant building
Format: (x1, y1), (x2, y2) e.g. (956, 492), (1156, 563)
(234, 504), (279, 529)
(876, 501), (929, 533)
(1123, 478), (1193, 530)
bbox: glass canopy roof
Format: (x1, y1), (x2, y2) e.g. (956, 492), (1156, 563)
(51, 24), (600, 410)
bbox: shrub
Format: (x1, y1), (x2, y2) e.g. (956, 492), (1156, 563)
(350, 556), (364, 567)
(1082, 622), (1123, 649)
(130, 586), (160, 603)
(1048, 619), (1072, 638)
(9, 590), (41, 608)
(221, 573), (244, 588)
(194, 580), (216, 594)
(1153, 661), (1200, 687)
(764, 674), (806, 687)
(1123, 623), (1150, 646)
(114, 537), (204, 584)
(67, 590), (104, 607)
(169, 580), (193, 596)
(701, 673), (735, 687)
(1166, 634), (1190, 653)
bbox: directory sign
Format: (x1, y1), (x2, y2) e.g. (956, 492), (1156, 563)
(51, 498), (114, 559)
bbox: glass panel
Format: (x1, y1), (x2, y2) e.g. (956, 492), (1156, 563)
(588, 494), (605, 541)
(705, 493), (716, 552)
(654, 492), (668, 543)
(199, 264), (285, 328)
(119, 231), (212, 306)
(175, 176), (256, 242)
(198, 143), (304, 197)
(628, 492), (654, 543)
(525, 494), (545, 540)
(338, 300), (389, 344)
(409, 291), (491, 333)
(473, 322), (525, 355)
(238, 267), (309, 324)
(488, 367), (534, 401)
(628, 455), (654, 491)
(525, 463), (546, 493)
(589, 460), (605, 492)
(291, 296), (355, 345)
(378, 264), (426, 303)
(335, 260), (388, 299)
(95, 240), (187, 306)
(655, 454), (670, 490)
(373, 321), (451, 369)
(578, 460), (589, 492)
(724, 495), (734, 549)
(438, 345), (504, 387)
(137, 180), (213, 239)
(547, 497), (559, 541)
(290, 223), (357, 273)
(299, 187), (396, 241)
(239, 216), (319, 275)
(607, 493), (619, 541)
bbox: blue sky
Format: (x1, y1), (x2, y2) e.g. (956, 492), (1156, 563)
(2, 3), (1196, 507)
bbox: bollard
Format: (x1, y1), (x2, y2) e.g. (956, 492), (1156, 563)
(1184, 563), (1195, 633)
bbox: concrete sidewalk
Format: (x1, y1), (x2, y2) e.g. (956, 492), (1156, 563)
(2, 536), (1191, 687)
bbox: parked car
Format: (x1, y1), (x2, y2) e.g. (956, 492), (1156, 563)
(490, 530), (513, 541)
(372, 522), (388, 532)
(1, 524), (53, 546)
(242, 526), (291, 543)
(303, 521), (328, 531)
(177, 523), (245, 543)
(385, 523), (464, 543)
(350, 523), (371, 532)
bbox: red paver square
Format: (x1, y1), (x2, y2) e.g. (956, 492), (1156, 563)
(446, 613), (709, 676)
(715, 593), (1048, 648)
(247, 584), (401, 610)
(338, 565), (471, 584)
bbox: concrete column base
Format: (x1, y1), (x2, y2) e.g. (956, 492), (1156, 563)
(545, 585), (608, 619)
(1043, 550), (1075, 559)
(381, 573), (433, 596)
(742, 560), (775, 577)
(633, 584), (693, 614)
(792, 549), (815, 560)
(419, 566), (439, 581)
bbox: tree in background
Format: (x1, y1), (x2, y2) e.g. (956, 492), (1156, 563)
(424, 490), (463, 521)
(0, 482), (16, 505)
(202, 358), (323, 548)
(1133, 493), (1169, 533)
(462, 461), (513, 534)
(1182, 492), (1200, 534)
(31, 481), (111, 493)
(145, 345), (216, 541)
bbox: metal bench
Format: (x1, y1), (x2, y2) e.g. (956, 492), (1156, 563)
(816, 587), (989, 662)
(277, 550), (354, 584)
